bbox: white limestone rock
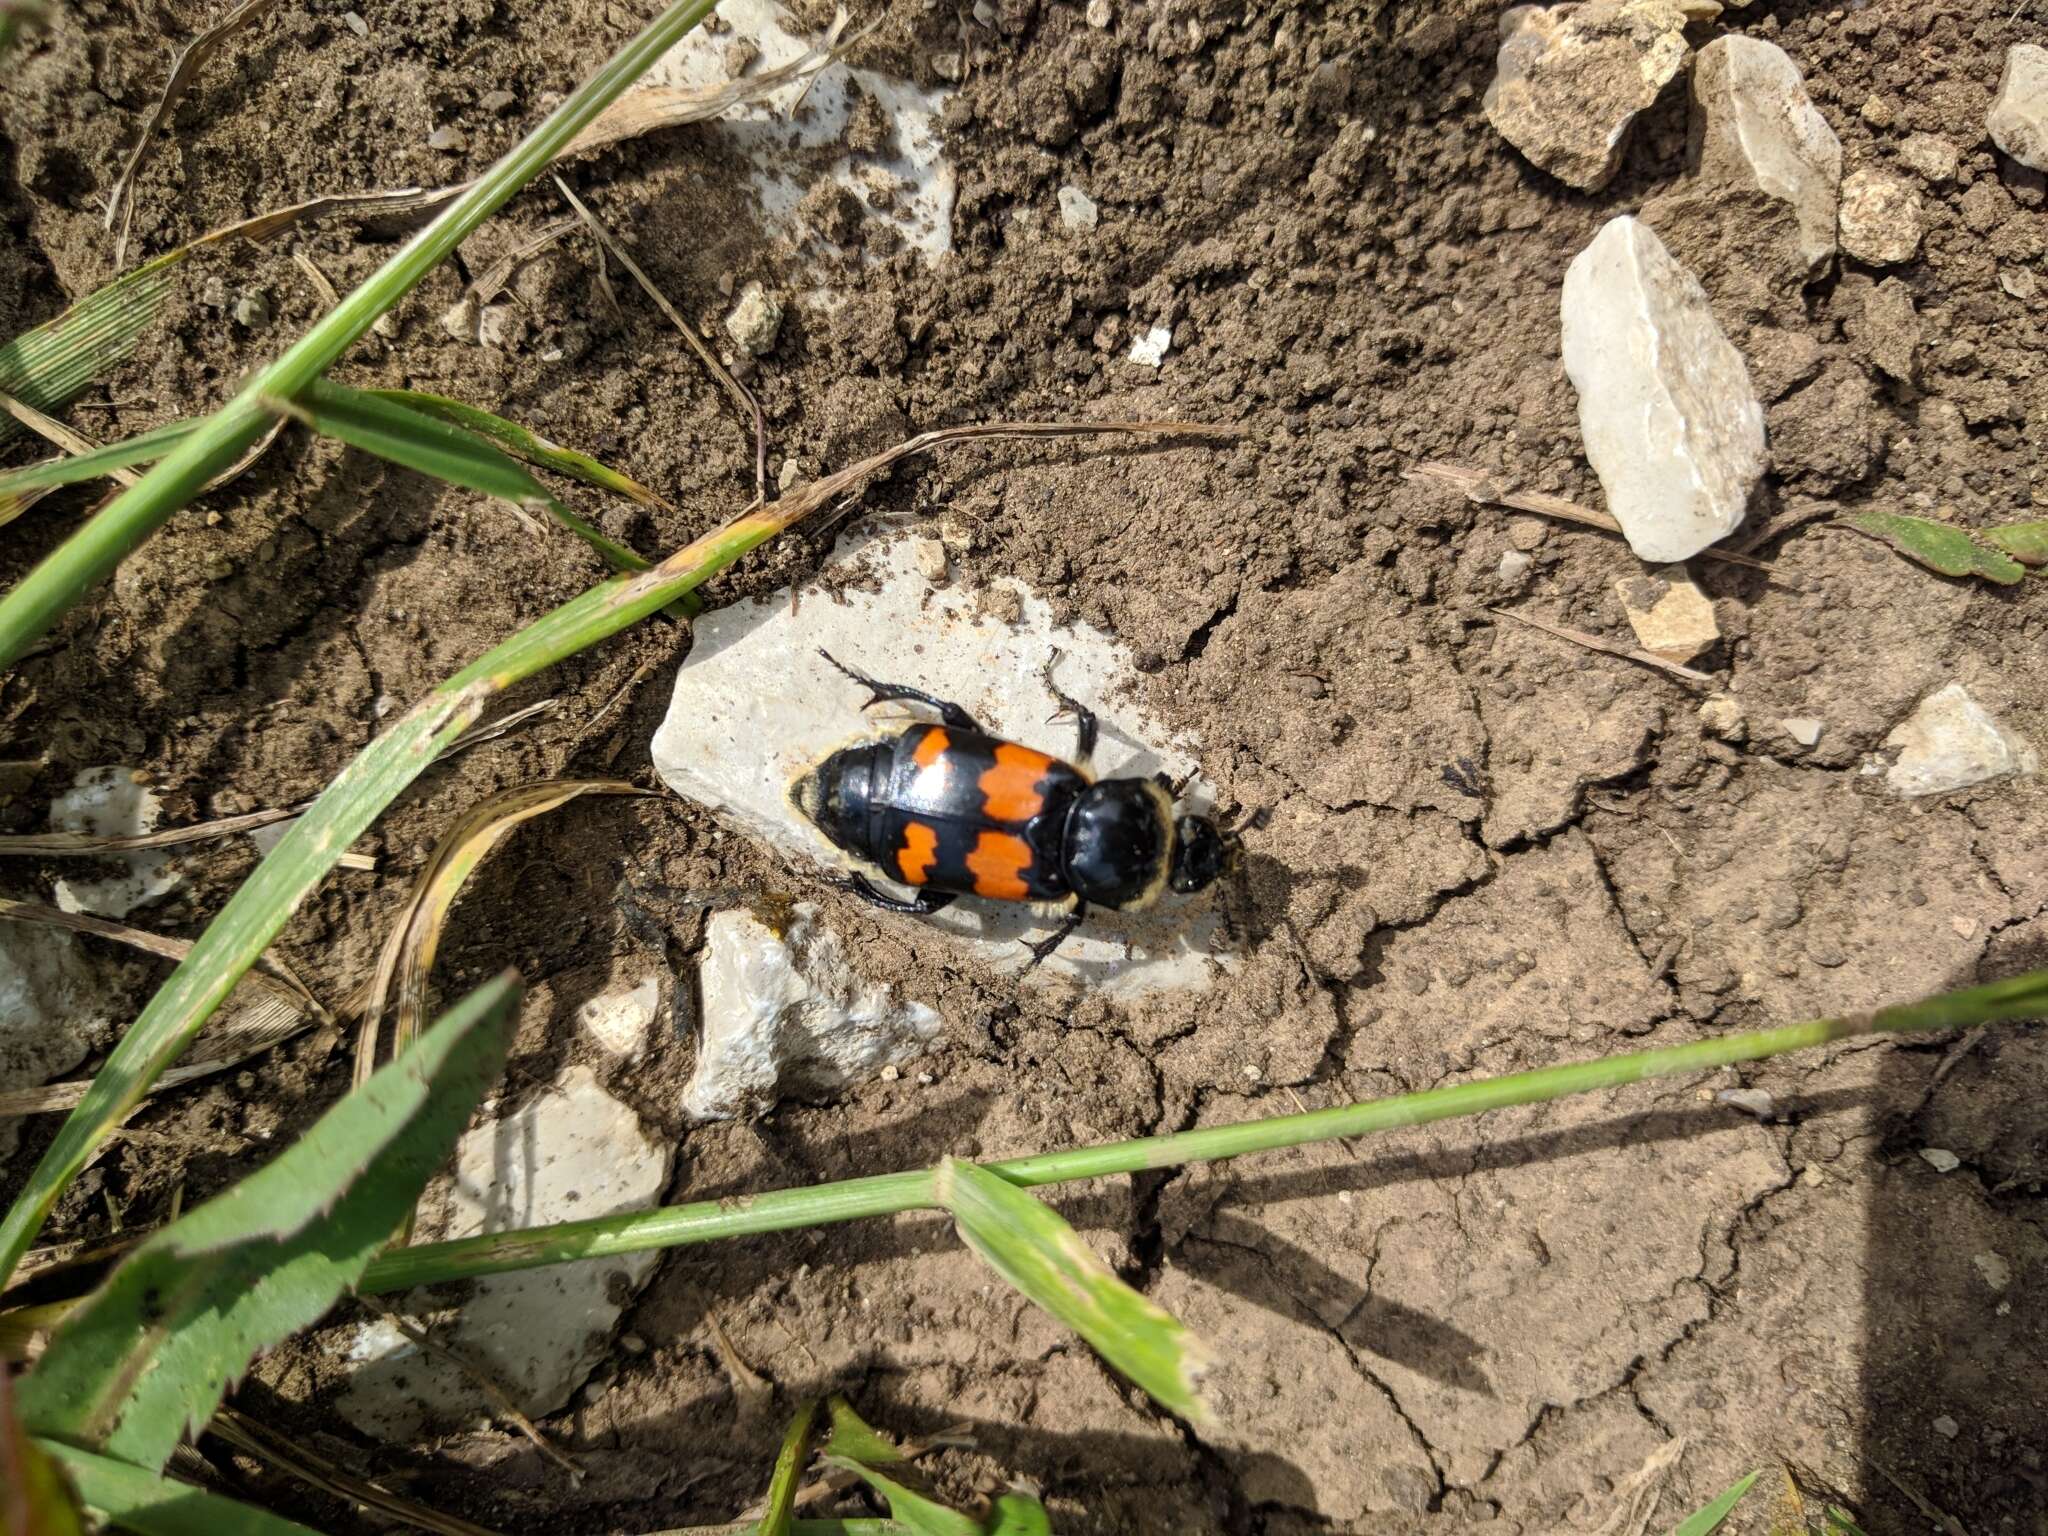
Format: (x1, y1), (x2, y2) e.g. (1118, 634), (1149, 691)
(1690, 35), (1841, 273)
(650, 531), (1227, 997)
(1561, 216), (1766, 562)
(684, 905), (941, 1120)
(577, 975), (663, 1060)
(725, 282), (784, 356)
(1987, 43), (2048, 171)
(1882, 684), (2036, 798)
(1483, 0), (1696, 191)
(0, 925), (121, 1164)
(336, 1065), (671, 1438)
(49, 767), (183, 919)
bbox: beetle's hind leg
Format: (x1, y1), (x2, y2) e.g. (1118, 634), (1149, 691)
(1041, 648), (1098, 766)
(819, 649), (984, 733)
(841, 872), (959, 916)
(1020, 903), (1088, 971)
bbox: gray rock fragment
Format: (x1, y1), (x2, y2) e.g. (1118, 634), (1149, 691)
(1839, 168), (1923, 265)
(1689, 35), (1841, 273)
(1883, 683), (2036, 797)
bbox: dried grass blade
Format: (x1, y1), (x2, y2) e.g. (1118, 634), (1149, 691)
(105, 0), (282, 264)
(0, 804), (302, 857)
(1405, 461), (1776, 576)
(553, 177), (768, 501)
(207, 1412), (503, 1536)
(1489, 607), (1715, 687)
(462, 217), (581, 307)
(353, 779), (648, 1089)
(366, 388), (670, 509)
(0, 392), (141, 484)
(0, 897), (320, 1015)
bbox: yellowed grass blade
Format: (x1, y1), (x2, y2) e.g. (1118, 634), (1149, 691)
(352, 779), (649, 1088)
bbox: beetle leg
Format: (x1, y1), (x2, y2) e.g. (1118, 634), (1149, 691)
(1020, 904), (1088, 970)
(843, 872), (959, 916)
(819, 649), (984, 732)
(1041, 648), (1098, 766)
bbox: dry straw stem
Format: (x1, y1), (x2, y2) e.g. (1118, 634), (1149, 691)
(106, 0), (282, 265)
(1489, 606), (1716, 687)
(207, 1408), (504, 1536)
(1405, 461), (1777, 577)
(0, 415), (1232, 1284)
(552, 175), (769, 502)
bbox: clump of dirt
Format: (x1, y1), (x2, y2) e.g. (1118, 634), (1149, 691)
(4, 0), (2046, 1530)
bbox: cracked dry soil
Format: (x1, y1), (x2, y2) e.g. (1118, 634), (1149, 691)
(2, 0), (2046, 1530)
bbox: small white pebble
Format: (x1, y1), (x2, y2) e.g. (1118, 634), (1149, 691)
(880, 1063), (900, 1081)
(1128, 324), (1172, 368)
(427, 126), (469, 152)
(1919, 1148), (1961, 1173)
(1971, 1251), (2011, 1291)
(1497, 549), (1532, 582)
(916, 1072), (934, 1086)
(1932, 1414), (1959, 1439)
(1242, 1063), (1263, 1081)
(1086, 0), (1112, 24)
(912, 537), (948, 583)
(1057, 185), (1099, 231)
(342, 9), (368, 34)
(1779, 717), (1824, 748)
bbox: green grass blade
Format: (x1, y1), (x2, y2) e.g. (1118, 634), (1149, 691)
(286, 380), (648, 574)
(0, 252), (187, 450)
(822, 1396), (905, 1467)
(760, 1399), (819, 1536)
(366, 389), (668, 509)
(35, 1441), (325, 1536)
(1666, 1469), (1760, 1536)
(819, 1459), (981, 1536)
(936, 1156), (1214, 1428)
(0, 419), (198, 523)
(1823, 1506), (1870, 1535)
(1845, 510), (2027, 585)
(17, 974), (520, 1469)
(983, 1496), (1051, 1536)
(1982, 519), (2048, 566)
(0, 0), (722, 669)
(0, 421), (1184, 1285)
(355, 967), (2048, 1294)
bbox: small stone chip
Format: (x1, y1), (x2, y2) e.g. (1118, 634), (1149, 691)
(1128, 324), (1172, 368)
(912, 537), (948, 583)
(1919, 1147), (1961, 1173)
(1839, 168), (1923, 265)
(1614, 564), (1719, 662)
(1932, 1415), (1960, 1440)
(724, 282), (784, 357)
(1057, 184), (1099, 231)
(1779, 717), (1824, 748)
(426, 125), (469, 152)
(342, 9), (368, 35)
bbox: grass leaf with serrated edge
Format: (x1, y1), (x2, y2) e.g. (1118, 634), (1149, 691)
(819, 1459), (982, 1536)
(3, 1372), (85, 1536)
(1982, 519), (2048, 566)
(277, 380), (649, 576)
(0, 419), (198, 525)
(1666, 1470), (1761, 1536)
(18, 974), (519, 1470)
(0, 253), (186, 450)
(365, 390), (669, 509)
(0, 419), (1218, 1286)
(822, 1395), (906, 1467)
(35, 1440), (324, 1536)
(1845, 511), (2026, 585)
(983, 1496), (1051, 1536)
(936, 1156), (1214, 1427)
(761, 1400), (820, 1536)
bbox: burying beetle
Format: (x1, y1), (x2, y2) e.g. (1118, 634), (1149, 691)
(793, 649), (1236, 966)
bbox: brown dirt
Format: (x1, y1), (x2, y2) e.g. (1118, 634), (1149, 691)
(3, 0), (2046, 1531)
